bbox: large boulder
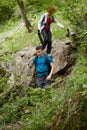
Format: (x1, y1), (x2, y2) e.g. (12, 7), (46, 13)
(51, 39), (71, 74)
(0, 39), (74, 87)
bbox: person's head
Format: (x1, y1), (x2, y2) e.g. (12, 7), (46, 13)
(35, 45), (43, 56)
(47, 6), (56, 15)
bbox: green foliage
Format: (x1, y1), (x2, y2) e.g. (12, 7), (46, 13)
(1, 89), (30, 124)
(0, 0), (87, 129)
(0, 0), (16, 23)
(20, 87), (66, 130)
(58, 0), (87, 27)
(0, 75), (9, 93)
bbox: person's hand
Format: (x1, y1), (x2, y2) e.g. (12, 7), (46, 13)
(66, 28), (70, 37)
(38, 29), (40, 33)
(46, 74), (52, 80)
(30, 74), (34, 79)
(64, 26), (69, 31)
(66, 28), (70, 32)
(38, 29), (41, 33)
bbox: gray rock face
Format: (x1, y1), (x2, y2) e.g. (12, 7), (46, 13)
(51, 40), (70, 74)
(0, 39), (74, 86)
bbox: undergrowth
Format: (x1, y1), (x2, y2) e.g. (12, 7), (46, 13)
(0, 0), (87, 129)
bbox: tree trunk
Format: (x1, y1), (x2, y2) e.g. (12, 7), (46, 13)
(17, 0), (32, 32)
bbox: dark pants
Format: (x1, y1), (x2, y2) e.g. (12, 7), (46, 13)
(38, 30), (43, 44)
(38, 29), (52, 54)
(36, 75), (51, 88)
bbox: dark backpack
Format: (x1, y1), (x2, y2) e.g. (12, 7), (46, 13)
(34, 54), (51, 74)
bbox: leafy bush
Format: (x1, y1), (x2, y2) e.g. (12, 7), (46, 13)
(0, 0), (16, 23)
(0, 75), (9, 93)
(1, 96), (30, 124)
(0, 0), (87, 129)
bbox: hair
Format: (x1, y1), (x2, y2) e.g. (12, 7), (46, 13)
(47, 6), (56, 14)
(36, 45), (42, 50)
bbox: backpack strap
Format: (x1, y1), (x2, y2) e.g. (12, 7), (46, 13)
(34, 54), (51, 75)
(44, 54), (51, 74)
(34, 54), (50, 66)
(33, 56), (38, 65)
(33, 54), (50, 66)
(42, 14), (45, 23)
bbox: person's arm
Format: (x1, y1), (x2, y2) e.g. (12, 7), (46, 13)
(46, 62), (54, 80)
(53, 17), (65, 28)
(30, 64), (35, 78)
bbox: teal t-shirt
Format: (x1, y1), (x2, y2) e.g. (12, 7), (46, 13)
(33, 54), (53, 77)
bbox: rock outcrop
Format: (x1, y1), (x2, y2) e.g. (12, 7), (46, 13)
(0, 39), (74, 87)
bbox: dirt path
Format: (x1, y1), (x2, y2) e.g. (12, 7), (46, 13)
(0, 22), (25, 42)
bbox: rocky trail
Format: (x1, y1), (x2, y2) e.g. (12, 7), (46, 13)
(0, 36), (75, 88)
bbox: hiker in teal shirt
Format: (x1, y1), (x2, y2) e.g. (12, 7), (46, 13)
(31, 46), (54, 88)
